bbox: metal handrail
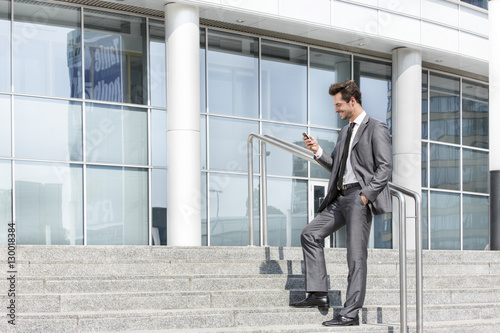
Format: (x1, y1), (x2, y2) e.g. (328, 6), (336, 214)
(247, 132), (423, 333)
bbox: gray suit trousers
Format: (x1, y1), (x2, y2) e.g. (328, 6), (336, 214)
(300, 186), (372, 318)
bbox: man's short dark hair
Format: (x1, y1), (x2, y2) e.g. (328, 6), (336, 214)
(329, 80), (362, 106)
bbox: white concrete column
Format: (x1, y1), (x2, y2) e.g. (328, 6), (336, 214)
(489, 0), (500, 250)
(391, 48), (422, 250)
(165, 3), (201, 246)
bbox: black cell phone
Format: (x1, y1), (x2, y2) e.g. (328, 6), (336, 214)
(302, 132), (310, 139)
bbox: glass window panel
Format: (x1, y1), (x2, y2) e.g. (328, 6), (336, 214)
(0, 94), (11, 157)
(201, 172), (207, 246)
(149, 20), (166, 108)
(209, 173), (258, 246)
(309, 128), (339, 179)
(422, 71), (428, 140)
(421, 142), (427, 188)
(430, 191), (460, 250)
(0, 160), (12, 245)
(421, 190), (429, 250)
(207, 30), (258, 118)
(261, 123), (307, 177)
(266, 177), (307, 247)
(429, 73), (460, 144)
(13, 1), (81, 98)
(0, 0), (10, 92)
(87, 166), (148, 245)
(373, 213), (392, 249)
(15, 161), (83, 245)
(200, 28), (206, 114)
(85, 103), (147, 165)
(310, 48), (351, 128)
(261, 39), (307, 124)
(462, 80), (488, 148)
(463, 194), (489, 250)
(201, 115), (206, 170)
(84, 10), (146, 104)
(151, 109), (166, 167)
(463, 148), (489, 194)
(151, 168), (166, 245)
(429, 144), (459, 191)
(208, 117), (258, 172)
(15, 96), (82, 161)
(354, 57), (392, 130)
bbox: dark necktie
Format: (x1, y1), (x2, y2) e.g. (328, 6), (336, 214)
(337, 122), (355, 190)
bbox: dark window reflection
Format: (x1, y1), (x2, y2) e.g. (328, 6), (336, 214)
(429, 73), (460, 144)
(462, 80), (488, 149)
(84, 10), (146, 104)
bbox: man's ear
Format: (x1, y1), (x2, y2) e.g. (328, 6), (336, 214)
(350, 96), (356, 106)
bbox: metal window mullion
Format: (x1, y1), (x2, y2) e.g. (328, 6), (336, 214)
(459, 77), (464, 250)
(145, 17), (153, 246)
(81, 6), (87, 245)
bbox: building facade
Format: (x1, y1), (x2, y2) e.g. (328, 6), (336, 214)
(0, 0), (495, 250)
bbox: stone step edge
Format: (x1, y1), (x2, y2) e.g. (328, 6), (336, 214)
(12, 302), (500, 318)
(8, 287), (500, 297)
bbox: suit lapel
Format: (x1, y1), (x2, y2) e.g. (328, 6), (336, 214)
(351, 115), (370, 149)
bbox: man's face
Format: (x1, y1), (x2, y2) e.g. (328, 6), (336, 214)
(333, 92), (354, 121)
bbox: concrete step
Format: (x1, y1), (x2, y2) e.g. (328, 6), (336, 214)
(7, 273), (500, 295)
(7, 287), (500, 314)
(3, 305), (500, 333)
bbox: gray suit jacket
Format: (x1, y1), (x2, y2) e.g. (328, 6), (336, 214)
(316, 115), (393, 215)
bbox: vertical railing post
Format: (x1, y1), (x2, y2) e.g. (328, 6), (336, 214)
(247, 136), (254, 246)
(260, 141), (268, 247)
(392, 189), (407, 333)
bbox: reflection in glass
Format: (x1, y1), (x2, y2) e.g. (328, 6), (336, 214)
(421, 190), (429, 250)
(463, 148), (489, 194)
(354, 57), (392, 130)
(15, 96), (82, 161)
(201, 115), (207, 170)
(85, 103), (147, 165)
(15, 162), (83, 245)
(151, 168), (167, 245)
(200, 28), (206, 113)
(429, 144), (459, 191)
(0, 95), (10, 157)
(262, 123), (307, 177)
(309, 128), (338, 179)
(310, 49), (351, 128)
(149, 20), (166, 108)
(208, 30), (258, 118)
(201, 173), (207, 245)
(463, 194), (489, 250)
(429, 73), (460, 144)
(462, 80), (488, 149)
(84, 10), (146, 104)
(209, 117), (258, 172)
(87, 166), (148, 245)
(430, 191), (460, 250)
(266, 177), (307, 247)
(422, 71), (428, 140)
(261, 39), (307, 124)
(0, 0), (10, 92)
(13, 1), (80, 97)
(0, 160), (12, 245)
(421, 142), (427, 188)
(151, 109), (166, 167)
(209, 173), (259, 246)
(373, 213), (392, 249)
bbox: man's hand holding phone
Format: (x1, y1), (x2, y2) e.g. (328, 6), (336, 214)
(302, 132), (319, 154)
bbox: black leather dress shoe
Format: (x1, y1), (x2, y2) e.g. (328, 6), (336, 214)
(290, 294), (329, 308)
(322, 314), (359, 326)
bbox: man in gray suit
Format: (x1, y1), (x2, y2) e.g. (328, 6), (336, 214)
(290, 80), (393, 326)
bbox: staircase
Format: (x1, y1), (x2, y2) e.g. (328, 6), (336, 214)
(2, 245), (500, 332)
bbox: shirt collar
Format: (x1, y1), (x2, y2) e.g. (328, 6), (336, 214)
(352, 111), (367, 126)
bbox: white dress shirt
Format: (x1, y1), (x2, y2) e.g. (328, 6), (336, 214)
(315, 111), (367, 185)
